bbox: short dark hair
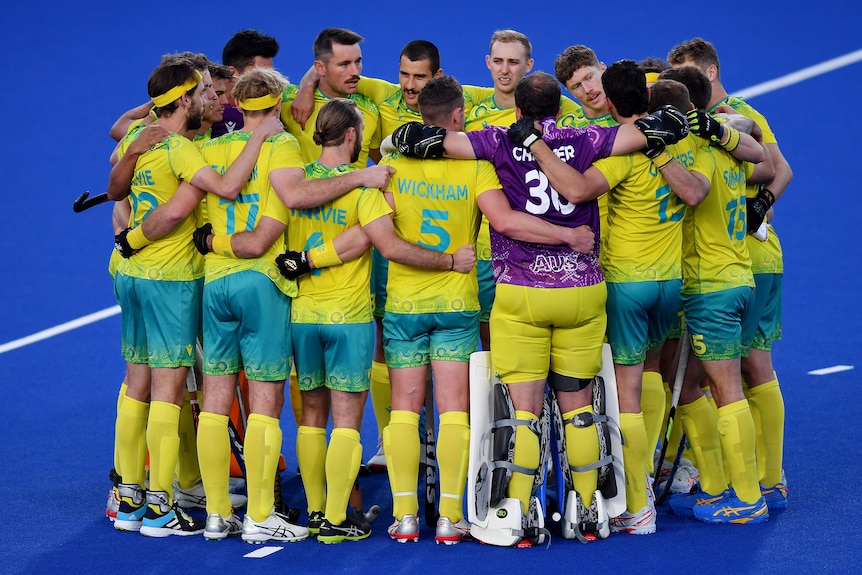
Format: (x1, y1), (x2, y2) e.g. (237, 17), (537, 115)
(418, 76), (464, 125)
(222, 30), (279, 71)
(314, 28), (363, 62)
(514, 71), (561, 119)
(401, 40), (440, 74)
(648, 79), (692, 114)
(667, 37), (721, 79)
(659, 66), (711, 111)
(601, 60), (648, 118)
(638, 56), (669, 75)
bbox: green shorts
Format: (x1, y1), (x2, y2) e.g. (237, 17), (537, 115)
(750, 273), (782, 352)
(682, 286), (755, 361)
(606, 279), (681, 365)
(115, 274), (201, 368)
(477, 259), (496, 323)
(202, 271), (292, 381)
(371, 248), (388, 319)
(292, 322), (373, 392)
(383, 311), (479, 368)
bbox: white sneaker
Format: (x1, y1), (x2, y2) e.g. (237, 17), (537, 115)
(435, 516), (470, 545)
(658, 457), (699, 494)
(174, 479), (248, 510)
(242, 510), (309, 543)
(610, 505), (656, 535)
(387, 514), (420, 543)
(106, 486), (120, 521)
(367, 435), (387, 471)
(204, 512), (243, 540)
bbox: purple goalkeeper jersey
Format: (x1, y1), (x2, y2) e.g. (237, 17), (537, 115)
(466, 121), (619, 288)
(211, 104), (244, 137)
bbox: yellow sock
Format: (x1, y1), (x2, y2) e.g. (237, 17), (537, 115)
(564, 406), (600, 508)
(116, 393), (148, 486)
(508, 411), (540, 514)
(679, 395), (727, 496)
(641, 371), (666, 473)
(325, 428), (362, 525)
(175, 390), (200, 489)
(296, 426), (328, 514)
(437, 412), (470, 522)
(244, 413), (282, 522)
(146, 401), (181, 498)
(113, 383), (128, 475)
(620, 412), (648, 513)
(747, 378), (784, 486)
(717, 399), (761, 504)
(197, 412), (232, 517)
(384, 410), (420, 519)
(370, 361), (392, 435)
(288, 366), (303, 428)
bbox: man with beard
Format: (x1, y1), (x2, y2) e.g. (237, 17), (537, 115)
(110, 57), (284, 536)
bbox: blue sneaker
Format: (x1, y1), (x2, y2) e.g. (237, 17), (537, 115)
(139, 490), (205, 537)
(692, 490), (769, 525)
(667, 488), (726, 518)
(114, 483), (146, 531)
(760, 481), (788, 510)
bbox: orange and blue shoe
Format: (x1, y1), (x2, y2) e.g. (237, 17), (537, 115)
(692, 489), (769, 525)
(667, 488), (725, 518)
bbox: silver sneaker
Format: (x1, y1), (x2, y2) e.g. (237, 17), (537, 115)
(174, 479), (248, 510)
(387, 514), (420, 543)
(435, 516), (470, 545)
(204, 512), (243, 540)
(242, 510), (309, 544)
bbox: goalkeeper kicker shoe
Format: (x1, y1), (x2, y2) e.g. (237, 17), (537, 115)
(204, 512), (243, 540)
(140, 491), (205, 537)
(242, 509), (309, 543)
(388, 514), (420, 543)
(692, 489), (769, 525)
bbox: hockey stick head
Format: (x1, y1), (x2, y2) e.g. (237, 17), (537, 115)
(73, 191), (110, 213)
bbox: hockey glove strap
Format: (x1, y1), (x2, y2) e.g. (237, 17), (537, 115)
(193, 223), (213, 255)
(276, 250), (311, 280)
(746, 187), (775, 233)
(508, 116), (541, 149)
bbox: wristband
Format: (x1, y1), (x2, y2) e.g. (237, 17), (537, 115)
(126, 226), (150, 250)
(211, 234), (236, 258)
(310, 240), (342, 269)
(449, 253), (455, 270)
(653, 150), (675, 170)
(719, 127), (740, 152)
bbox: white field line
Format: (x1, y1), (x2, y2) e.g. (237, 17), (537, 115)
(0, 305), (120, 354)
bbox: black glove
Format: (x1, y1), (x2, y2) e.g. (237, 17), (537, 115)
(635, 105), (688, 158)
(114, 228), (136, 258)
(276, 250), (311, 280)
(193, 223), (213, 255)
(746, 187), (775, 233)
(391, 122), (447, 158)
(687, 109), (725, 143)
(508, 116), (541, 149)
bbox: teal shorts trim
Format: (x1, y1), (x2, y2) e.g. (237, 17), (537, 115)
(383, 311), (479, 368)
(115, 274), (201, 368)
(477, 259), (496, 323)
(202, 271), (292, 381)
(682, 286), (755, 360)
(606, 279), (681, 365)
(371, 248), (388, 319)
(750, 273), (782, 352)
(292, 322), (373, 392)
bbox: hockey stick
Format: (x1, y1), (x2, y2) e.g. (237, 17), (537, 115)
(656, 432), (688, 505)
(73, 191), (110, 213)
(423, 376), (439, 528)
(652, 329), (690, 502)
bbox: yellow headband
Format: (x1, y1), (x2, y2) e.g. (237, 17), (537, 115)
(239, 93), (281, 111)
(645, 72), (660, 84)
(151, 70), (202, 108)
